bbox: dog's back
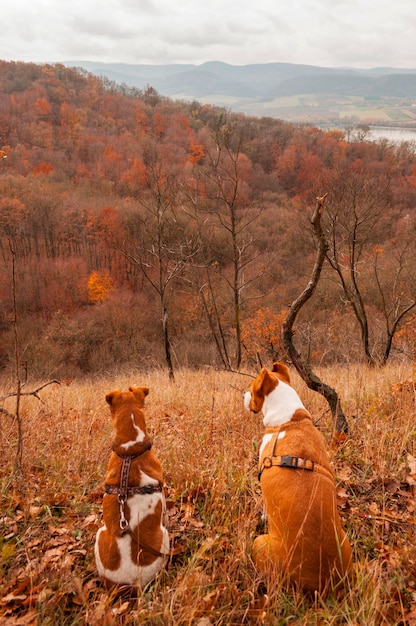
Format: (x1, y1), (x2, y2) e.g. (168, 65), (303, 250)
(95, 387), (169, 591)
(257, 420), (352, 593)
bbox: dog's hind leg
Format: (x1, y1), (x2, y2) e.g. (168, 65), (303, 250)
(253, 534), (282, 575)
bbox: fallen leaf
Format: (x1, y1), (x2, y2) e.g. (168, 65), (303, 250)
(28, 506), (43, 519)
(1, 593), (28, 605)
(247, 594), (269, 622)
(183, 502), (196, 520)
(112, 601), (130, 617)
(82, 514), (97, 528)
(331, 432), (348, 448)
(336, 487), (349, 508)
(369, 502), (380, 516)
(85, 598), (113, 626)
(383, 478), (400, 493)
(196, 587), (222, 614)
(4, 608), (38, 625)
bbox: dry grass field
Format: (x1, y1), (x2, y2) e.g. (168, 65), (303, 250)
(1, 363), (415, 625)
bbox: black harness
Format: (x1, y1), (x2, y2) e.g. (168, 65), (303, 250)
(102, 441), (169, 559)
(104, 443), (162, 532)
(104, 483), (163, 496)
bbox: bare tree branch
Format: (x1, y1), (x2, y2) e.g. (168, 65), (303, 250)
(282, 194), (349, 434)
(0, 379), (60, 404)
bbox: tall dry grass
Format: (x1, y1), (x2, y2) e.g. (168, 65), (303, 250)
(0, 363), (415, 624)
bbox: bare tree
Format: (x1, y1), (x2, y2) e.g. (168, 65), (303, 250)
(1, 243), (59, 475)
(190, 117), (269, 369)
(282, 196), (349, 434)
(108, 134), (200, 380)
(324, 167), (416, 365)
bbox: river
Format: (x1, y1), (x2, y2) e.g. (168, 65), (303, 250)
(319, 124), (416, 144)
(368, 126), (416, 143)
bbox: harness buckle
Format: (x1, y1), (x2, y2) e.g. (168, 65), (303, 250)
(303, 458), (315, 471)
(142, 484), (156, 494)
(280, 455), (297, 468)
(279, 455), (314, 471)
(118, 496), (129, 532)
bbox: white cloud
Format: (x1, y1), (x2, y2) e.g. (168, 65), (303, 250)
(0, 0), (415, 68)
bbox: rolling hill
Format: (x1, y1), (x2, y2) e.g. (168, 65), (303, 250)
(64, 60), (416, 122)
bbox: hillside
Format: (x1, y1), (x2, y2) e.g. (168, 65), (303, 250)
(65, 60), (416, 123)
(0, 63), (415, 626)
(0, 60), (416, 380)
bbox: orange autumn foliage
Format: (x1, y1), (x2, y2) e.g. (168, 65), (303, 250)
(241, 307), (288, 364)
(189, 142), (205, 164)
(87, 270), (114, 303)
(32, 162), (54, 175)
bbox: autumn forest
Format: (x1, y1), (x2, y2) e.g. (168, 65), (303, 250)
(1, 60), (416, 380)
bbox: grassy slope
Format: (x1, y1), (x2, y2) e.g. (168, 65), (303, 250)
(0, 364), (415, 624)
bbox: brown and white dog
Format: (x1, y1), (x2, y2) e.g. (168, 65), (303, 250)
(95, 386), (169, 592)
(244, 362), (352, 595)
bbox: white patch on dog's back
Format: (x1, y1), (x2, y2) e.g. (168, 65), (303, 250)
(259, 430), (285, 458)
(139, 471), (160, 487)
(95, 531), (168, 587)
(120, 412), (146, 451)
(127, 488), (163, 531)
(259, 433), (273, 458)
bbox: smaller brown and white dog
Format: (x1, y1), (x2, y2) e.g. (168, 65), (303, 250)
(95, 386), (169, 592)
(244, 362), (352, 595)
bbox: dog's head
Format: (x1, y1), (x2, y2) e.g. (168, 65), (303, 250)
(105, 386), (150, 449)
(244, 362), (291, 413)
(106, 386), (149, 411)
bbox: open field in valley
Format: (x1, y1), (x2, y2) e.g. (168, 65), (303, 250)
(194, 93), (416, 126)
(0, 364), (415, 624)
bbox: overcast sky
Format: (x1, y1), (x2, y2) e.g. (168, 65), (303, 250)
(1, 0), (416, 69)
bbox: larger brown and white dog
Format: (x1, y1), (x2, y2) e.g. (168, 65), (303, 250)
(95, 386), (169, 592)
(244, 362), (352, 595)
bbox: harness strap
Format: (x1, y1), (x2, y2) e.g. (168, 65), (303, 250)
(119, 454), (132, 502)
(258, 425), (334, 482)
(106, 482), (168, 559)
(104, 441), (168, 557)
(104, 483), (163, 496)
(137, 537), (169, 559)
(258, 454), (334, 482)
(108, 442), (154, 532)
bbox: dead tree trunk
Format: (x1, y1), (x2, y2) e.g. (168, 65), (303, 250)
(282, 195), (349, 434)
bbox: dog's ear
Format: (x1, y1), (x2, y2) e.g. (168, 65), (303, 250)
(105, 390), (121, 406)
(129, 386), (149, 406)
(271, 362), (291, 384)
(254, 367), (278, 397)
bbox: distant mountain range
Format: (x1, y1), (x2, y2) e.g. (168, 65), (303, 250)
(64, 60), (416, 123)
